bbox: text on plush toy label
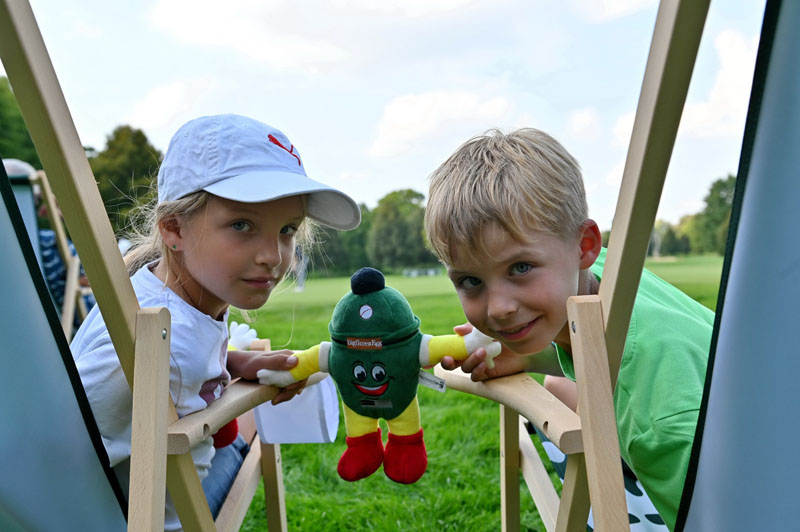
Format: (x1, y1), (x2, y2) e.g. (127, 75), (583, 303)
(347, 337), (383, 350)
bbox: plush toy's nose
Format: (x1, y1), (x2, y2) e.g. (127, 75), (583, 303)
(351, 267), (385, 294)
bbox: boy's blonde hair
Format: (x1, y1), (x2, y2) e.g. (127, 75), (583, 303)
(425, 128), (587, 265)
(123, 191), (315, 278)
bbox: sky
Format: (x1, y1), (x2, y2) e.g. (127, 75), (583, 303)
(2, 0), (766, 231)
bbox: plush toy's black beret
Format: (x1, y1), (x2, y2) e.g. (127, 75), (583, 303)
(350, 267), (385, 295)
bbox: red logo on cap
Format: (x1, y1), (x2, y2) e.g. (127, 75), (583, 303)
(268, 134), (301, 166)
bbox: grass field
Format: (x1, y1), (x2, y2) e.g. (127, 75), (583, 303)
(236, 254), (723, 531)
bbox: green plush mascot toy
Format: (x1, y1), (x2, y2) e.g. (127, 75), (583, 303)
(258, 267), (500, 484)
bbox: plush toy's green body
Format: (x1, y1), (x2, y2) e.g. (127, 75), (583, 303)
(257, 267), (501, 484)
(328, 281), (422, 421)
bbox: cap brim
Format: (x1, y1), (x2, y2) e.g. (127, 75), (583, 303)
(202, 170), (361, 231)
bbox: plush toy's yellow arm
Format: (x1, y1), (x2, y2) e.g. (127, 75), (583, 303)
(419, 329), (501, 369)
(288, 342), (327, 381)
(425, 335), (468, 366)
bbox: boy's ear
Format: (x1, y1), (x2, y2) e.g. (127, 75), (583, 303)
(577, 219), (602, 269)
(158, 215), (183, 249)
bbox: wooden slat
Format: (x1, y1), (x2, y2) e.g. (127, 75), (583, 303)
(60, 255), (81, 337)
(568, 296), (628, 532)
(555, 454), (590, 532)
(600, 0), (710, 387)
(261, 442), (288, 532)
(31, 171), (71, 268)
(168, 371), (328, 454)
(518, 417), (560, 532)
(500, 405), (521, 532)
(215, 437), (263, 532)
(166, 453), (216, 531)
(128, 308), (171, 532)
(0, 0), (138, 383)
(434, 366), (583, 454)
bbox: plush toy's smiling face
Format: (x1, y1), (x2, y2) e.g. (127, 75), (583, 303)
(351, 361), (390, 396)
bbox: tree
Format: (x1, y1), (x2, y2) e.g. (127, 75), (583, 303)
(677, 214), (700, 254)
(0, 77), (41, 168)
(89, 125), (163, 233)
(692, 174), (736, 254)
(367, 189), (437, 271)
(308, 204), (373, 277)
(659, 225), (688, 255)
(340, 204), (372, 270)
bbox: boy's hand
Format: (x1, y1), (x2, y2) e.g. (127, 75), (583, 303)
(441, 323), (529, 382)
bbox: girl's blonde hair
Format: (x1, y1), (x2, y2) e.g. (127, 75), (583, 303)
(425, 128), (588, 265)
(123, 191), (316, 278)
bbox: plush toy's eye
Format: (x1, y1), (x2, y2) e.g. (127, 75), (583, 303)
(371, 365), (386, 382)
(353, 364), (367, 382)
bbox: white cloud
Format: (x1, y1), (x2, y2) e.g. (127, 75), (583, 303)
(681, 30), (758, 138)
(612, 111), (635, 148)
(149, 0), (348, 69)
(337, 170), (369, 183)
(69, 21), (104, 39)
(567, 107), (601, 140)
(124, 81), (193, 132)
(123, 77), (228, 148)
(331, 0), (477, 17)
(369, 91), (509, 157)
(604, 159), (626, 186)
(570, 0), (656, 22)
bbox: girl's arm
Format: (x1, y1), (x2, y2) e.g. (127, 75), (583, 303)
(226, 348), (299, 380)
(256, 343), (330, 387)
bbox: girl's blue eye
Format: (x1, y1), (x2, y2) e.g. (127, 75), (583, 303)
(281, 224), (298, 236)
(458, 276), (481, 290)
(232, 221), (250, 231)
(511, 263), (532, 275)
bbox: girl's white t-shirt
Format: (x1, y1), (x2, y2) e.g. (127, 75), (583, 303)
(70, 262), (230, 528)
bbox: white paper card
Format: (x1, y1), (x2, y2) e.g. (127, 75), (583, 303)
(254, 374), (340, 444)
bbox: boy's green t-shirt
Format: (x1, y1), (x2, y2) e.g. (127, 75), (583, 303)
(554, 249), (713, 531)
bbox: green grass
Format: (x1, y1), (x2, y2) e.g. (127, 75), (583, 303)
(644, 254), (723, 310)
(237, 255), (723, 531)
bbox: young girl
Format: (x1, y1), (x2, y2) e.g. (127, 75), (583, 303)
(70, 114), (361, 529)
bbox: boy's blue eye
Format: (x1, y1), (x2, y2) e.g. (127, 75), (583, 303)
(511, 263), (532, 275)
(232, 221), (250, 231)
(458, 276), (482, 290)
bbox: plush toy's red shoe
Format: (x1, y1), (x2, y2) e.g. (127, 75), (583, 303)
(212, 418), (239, 448)
(383, 429), (427, 484)
(337, 429), (384, 482)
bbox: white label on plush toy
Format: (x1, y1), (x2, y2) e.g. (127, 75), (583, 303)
(360, 399), (392, 409)
(418, 370), (446, 392)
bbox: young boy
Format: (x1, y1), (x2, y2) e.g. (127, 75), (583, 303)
(424, 128), (712, 531)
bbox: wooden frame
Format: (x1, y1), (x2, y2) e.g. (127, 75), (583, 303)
(28, 169), (91, 337)
(434, 1), (710, 530)
(0, 1), (293, 530)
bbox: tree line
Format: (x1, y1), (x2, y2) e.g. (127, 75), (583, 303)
(603, 174), (736, 257)
(2, 75), (734, 276)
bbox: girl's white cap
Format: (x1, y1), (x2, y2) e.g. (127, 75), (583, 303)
(157, 114), (361, 230)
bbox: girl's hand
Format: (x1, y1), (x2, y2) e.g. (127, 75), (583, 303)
(230, 349), (308, 405)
